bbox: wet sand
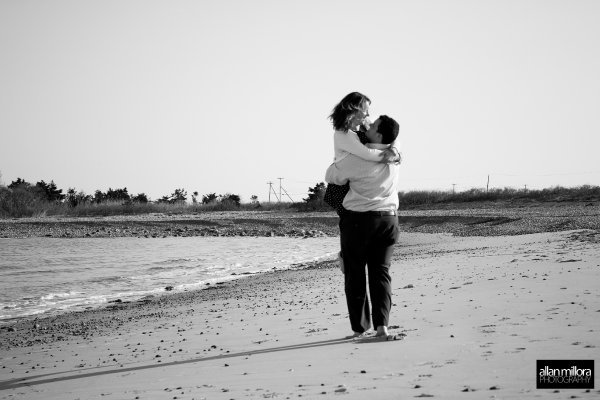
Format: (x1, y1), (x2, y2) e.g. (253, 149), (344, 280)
(1, 227), (599, 399)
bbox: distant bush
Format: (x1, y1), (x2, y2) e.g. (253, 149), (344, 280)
(202, 193), (218, 204)
(0, 186), (44, 217)
(221, 193), (241, 207)
(8, 178), (30, 190)
(91, 188), (131, 203)
(1, 178), (67, 217)
(65, 188), (92, 208)
(397, 185), (600, 207)
(301, 182), (328, 210)
(131, 193), (149, 204)
(198, 192), (242, 208)
(157, 188), (187, 204)
(35, 180), (65, 202)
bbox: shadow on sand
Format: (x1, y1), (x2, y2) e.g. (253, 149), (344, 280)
(0, 336), (357, 391)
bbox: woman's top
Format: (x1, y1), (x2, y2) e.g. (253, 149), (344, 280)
(333, 129), (384, 163)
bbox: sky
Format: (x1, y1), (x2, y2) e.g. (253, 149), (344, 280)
(1, 0), (599, 203)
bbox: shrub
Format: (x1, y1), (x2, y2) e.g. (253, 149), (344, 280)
(157, 188), (187, 204)
(8, 178), (31, 190)
(301, 182), (328, 210)
(221, 193), (241, 206)
(105, 188), (131, 202)
(0, 186), (45, 217)
(131, 193), (149, 203)
(202, 193), (218, 204)
(35, 180), (65, 202)
(65, 188), (92, 208)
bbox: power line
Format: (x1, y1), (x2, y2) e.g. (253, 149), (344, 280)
(281, 187), (294, 202)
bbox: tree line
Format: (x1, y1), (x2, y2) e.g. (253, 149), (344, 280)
(2, 173), (597, 218)
(0, 177), (248, 215)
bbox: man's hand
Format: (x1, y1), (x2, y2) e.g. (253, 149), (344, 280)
(382, 147), (402, 164)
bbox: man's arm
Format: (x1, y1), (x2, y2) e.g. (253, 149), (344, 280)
(328, 142), (394, 185)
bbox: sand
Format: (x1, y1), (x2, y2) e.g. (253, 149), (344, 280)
(1, 228), (599, 399)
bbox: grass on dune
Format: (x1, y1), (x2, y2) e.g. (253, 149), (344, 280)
(1, 185), (599, 218)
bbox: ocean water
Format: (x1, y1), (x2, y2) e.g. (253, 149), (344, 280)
(0, 236), (339, 322)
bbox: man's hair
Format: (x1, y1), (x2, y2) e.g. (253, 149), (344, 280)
(376, 115), (400, 144)
(329, 92), (371, 131)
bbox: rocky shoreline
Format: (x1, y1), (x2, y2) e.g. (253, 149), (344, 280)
(1, 202), (599, 239)
(0, 211), (337, 239)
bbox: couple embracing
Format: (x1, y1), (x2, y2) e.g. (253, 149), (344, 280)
(324, 92), (403, 341)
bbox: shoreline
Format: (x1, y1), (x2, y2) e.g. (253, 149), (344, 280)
(1, 202), (599, 239)
(0, 254), (338, 332)
(0, 256), (340, 349)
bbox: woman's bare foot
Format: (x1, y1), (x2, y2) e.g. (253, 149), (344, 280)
(337, 251), (344, 273)
(347, 330), (371, 339)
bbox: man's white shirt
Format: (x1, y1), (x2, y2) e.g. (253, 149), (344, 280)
(325, 143), (400, 212)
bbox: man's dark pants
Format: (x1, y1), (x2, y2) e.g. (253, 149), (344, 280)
(340, 211), (399, 333)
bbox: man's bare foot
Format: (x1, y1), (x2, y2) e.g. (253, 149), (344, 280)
(373, 325), (406, 341)
(375, 326), (389, 337)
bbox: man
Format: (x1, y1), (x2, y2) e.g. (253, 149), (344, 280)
(325, 115), (402, 341)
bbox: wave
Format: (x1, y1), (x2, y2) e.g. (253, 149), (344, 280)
(86, 275), (123, 284)
(145, 263), (209, 273)
(150, 257), (208, 266)
(40, 291), (83, 301)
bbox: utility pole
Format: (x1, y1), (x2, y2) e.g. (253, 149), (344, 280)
(486, 175), (490, 193)
(276, 177), (294, 202)
(452, 184), (456, 194)
(278, 178), (283, 203)
(267, 182), (280, 203)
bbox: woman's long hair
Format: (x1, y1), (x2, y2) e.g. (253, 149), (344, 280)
(329, 92), (371, 132)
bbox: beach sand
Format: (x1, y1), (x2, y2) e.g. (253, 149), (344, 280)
(1, 229), (599, 399)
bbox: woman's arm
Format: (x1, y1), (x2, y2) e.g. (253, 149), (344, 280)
(334, 131), (383, 162)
